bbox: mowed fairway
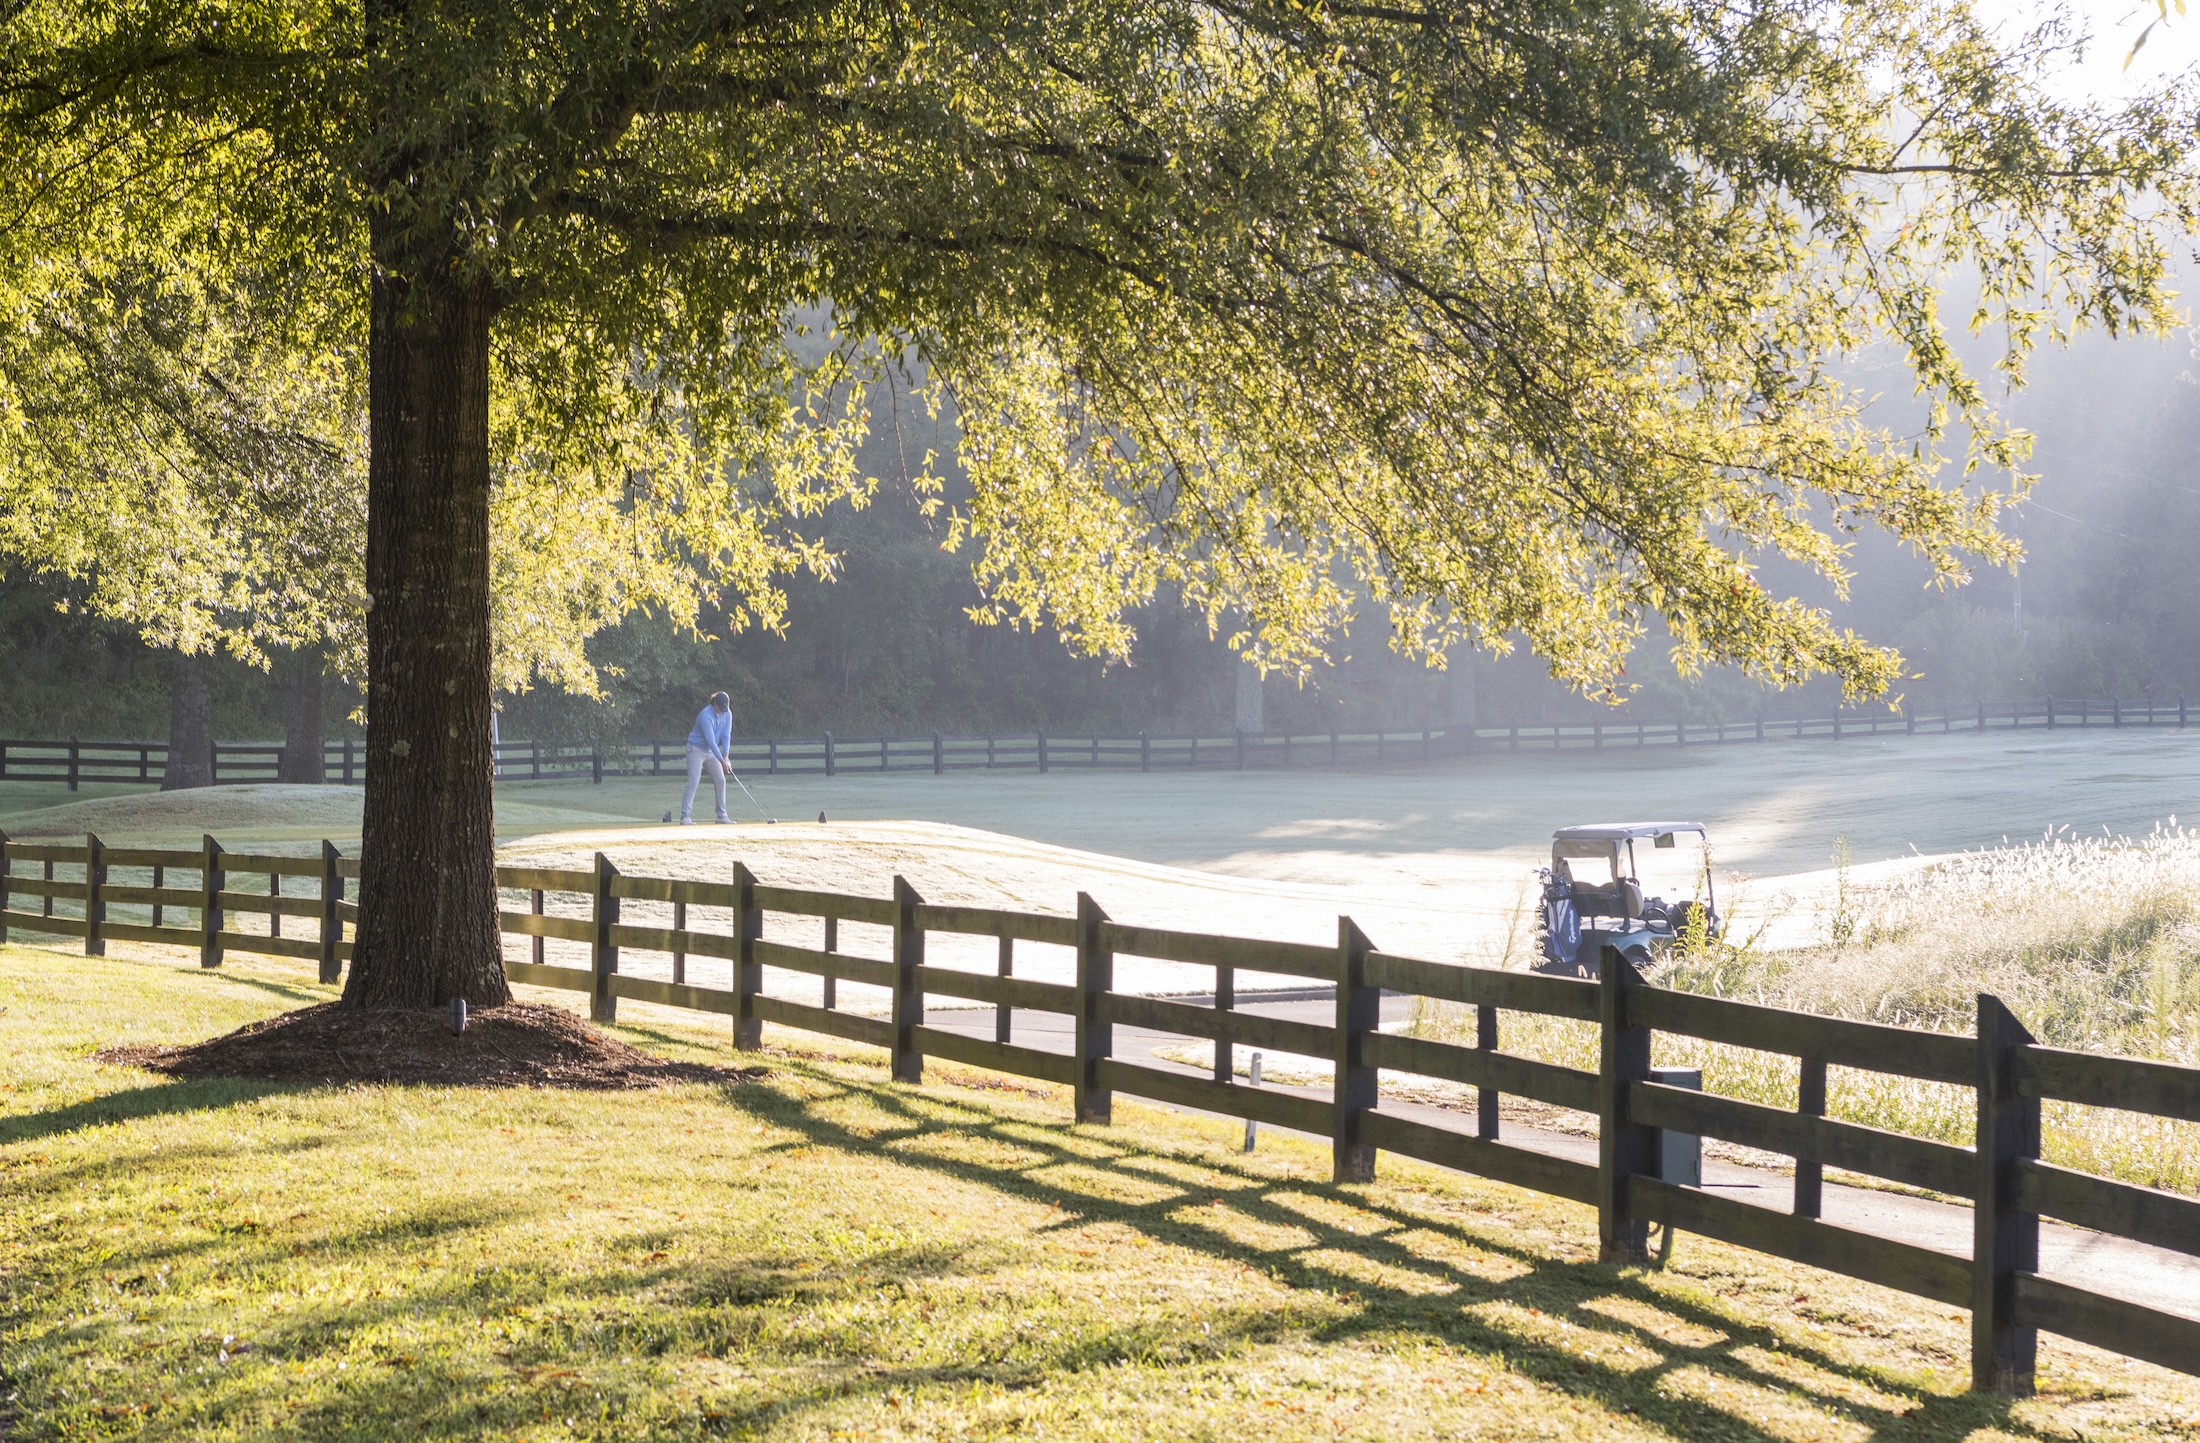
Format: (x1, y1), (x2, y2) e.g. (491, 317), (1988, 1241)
(4, 727), (2197, 970)
(7, 947), (2200, 1441)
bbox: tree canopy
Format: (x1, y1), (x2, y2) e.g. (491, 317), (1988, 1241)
(10, 0), (2196, 691)
(3, 0), (2194, 1004)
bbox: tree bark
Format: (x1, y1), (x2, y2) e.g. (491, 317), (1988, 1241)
(161, 651), (215, 790)
(341, 244), (509, 1010)
(278, 647), (326, 784)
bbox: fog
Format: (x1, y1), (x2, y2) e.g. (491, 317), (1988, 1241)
(5, 296), (2200, 748)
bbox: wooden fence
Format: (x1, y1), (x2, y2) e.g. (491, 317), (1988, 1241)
(3, 831), (2196, 1392)
(3, 692), (2190, 789)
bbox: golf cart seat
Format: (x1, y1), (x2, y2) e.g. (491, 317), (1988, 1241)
(1567, 878), (1643, 922)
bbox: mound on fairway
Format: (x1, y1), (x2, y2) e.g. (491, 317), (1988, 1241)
(500, 819), (1940, 987)
(0, 784), (365, 843)
(99, 1001), (761, 1089)
(0, 782), (639, 847)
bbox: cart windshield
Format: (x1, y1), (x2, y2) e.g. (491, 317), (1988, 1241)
(1552, 837), (1621, 884)
(1625, 830), (1711, 905)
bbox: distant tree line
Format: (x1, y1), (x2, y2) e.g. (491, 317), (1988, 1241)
(11, 336), (2200, 758)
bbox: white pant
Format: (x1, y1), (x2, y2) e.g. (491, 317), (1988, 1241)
(682, 745), (727, 822)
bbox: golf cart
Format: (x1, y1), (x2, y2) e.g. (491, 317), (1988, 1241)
(1533, 822), (1720, 977)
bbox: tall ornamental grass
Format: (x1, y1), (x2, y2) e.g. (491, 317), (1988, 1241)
(1412, 826), (2200, 1195)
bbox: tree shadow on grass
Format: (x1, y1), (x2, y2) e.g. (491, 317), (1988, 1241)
(0, 1055), (2070, 1442)
(684, 1059), (2058, 1443)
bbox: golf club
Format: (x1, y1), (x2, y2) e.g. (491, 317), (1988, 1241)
(663, 758), (781, 824)
(725, 760), (777, 824)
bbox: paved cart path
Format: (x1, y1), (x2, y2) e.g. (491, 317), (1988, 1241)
(912, 991), (2200, 1330)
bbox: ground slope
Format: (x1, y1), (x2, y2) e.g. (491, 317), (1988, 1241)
(4, 945), (2195, 1442)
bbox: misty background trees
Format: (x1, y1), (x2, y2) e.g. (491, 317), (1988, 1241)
(7, 317), (2198, 750)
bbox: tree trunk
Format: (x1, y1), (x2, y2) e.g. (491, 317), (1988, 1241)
(161, 651), (215, 791)
(278, 648), (326, 784)
(341, 246), (509, 1010)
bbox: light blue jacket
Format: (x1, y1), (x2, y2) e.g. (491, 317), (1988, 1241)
(687, 705), (732, 756)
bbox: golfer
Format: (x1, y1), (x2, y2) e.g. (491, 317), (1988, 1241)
(680, 691), (735, 825)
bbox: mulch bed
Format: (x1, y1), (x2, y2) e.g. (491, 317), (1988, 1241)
(98, 1002), (763, 1090)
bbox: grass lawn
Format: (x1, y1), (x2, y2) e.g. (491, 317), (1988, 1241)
(4, 947), (2198, 1441)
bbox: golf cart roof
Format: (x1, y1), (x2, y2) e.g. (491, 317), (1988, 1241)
(1552, 823), (1707, 842)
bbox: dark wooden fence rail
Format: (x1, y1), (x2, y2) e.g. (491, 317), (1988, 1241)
(3, 836), (2196, 1392)
(3, 693), (2190, 790)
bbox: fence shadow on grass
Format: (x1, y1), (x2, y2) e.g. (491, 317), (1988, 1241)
(702, 1057), (2053, 1443)
(171, 968), (334, 1009)
(0, 1076), (295, 1145)
(4, 1055), (2066, 1441)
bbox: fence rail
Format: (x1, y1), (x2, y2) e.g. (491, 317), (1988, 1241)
(2, 693), (2191, 790)
(3, 832), (2196, 1392)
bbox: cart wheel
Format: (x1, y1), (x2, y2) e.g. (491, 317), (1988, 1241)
(1622, 945), (1653, 972)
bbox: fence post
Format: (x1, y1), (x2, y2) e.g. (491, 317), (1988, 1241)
(318, 841), (344, 984)
(932, 731), (944, 775)
(1332, 917), (1379, 1183)
(2045, 695), (2054, 729)
(733, 861), (761, 1049)
(591, 852), (619, 1023)
(1236, 728), (1247, 770)
(891, 875), (925, 1084)
(1038, 730), (1049, 773)
(2113, 698), (2122, 728)
(1755, 710), (1765, 742)
(1972, 992), (2040, 1394)
(1795, 1052), (1826, 1218)
(199, 834), (224, 968)
(1214, 962), (1234, 1081)
(590, 747), (603, 784)
(1597, 939), (1654, 1263)
(2183, 696), (2189, 729)
(82, 833), (105, 957)
(1977, 697), (1985, 732)
(1477, 1003), (1499, 1140)
(0, 829), (10, 944)
(1422, 727), (1431, 763)
(67, 736), (79, 792)
(1074, 892), (1112, 1123)
(1140, 730), (1150, 773)
(824, 731), (836, 777)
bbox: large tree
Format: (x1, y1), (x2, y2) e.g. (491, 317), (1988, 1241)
(2, 0), (2192, 1008)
